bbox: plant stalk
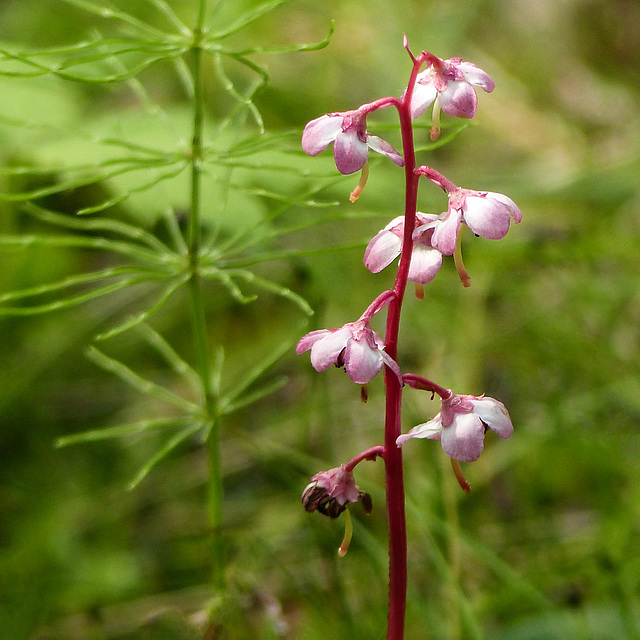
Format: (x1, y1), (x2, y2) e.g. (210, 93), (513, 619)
(187, 0), (225, 593)
(382, 53), (425, 640)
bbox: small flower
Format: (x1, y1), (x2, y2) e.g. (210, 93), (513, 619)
(302, 465), (372, 518)
(428, 189), (523, 256)
(302, 111), (404, 175)
(411, 56), (495, 120)
(364, 213), (443, 284)
(396, 392), (513, 462)
(296, 318), (400, 384)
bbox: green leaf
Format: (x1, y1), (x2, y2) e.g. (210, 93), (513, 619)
(85, 345), (201, 414)
(128, 421), (205, 489)
(55, 416), (195, 447)
(93, 272), (190, 341)
(135, 323), (201, 392)
(220, 335), (298, 412)
(207, 0), (291, 40)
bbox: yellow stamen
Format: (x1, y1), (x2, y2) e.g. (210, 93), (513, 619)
(430, 98), (442, 142)
(338, 508), (353, 557)
(451, 458), (471, 494)
(349, 162), (369, 203)
(453, 224), (471, 287)
(414, 283), (425, 300)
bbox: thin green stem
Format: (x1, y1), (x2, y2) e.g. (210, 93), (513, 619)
(187, 0), (226, 593)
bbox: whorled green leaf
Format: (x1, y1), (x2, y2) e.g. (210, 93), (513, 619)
(207, 0), (291, 40)
(135, 323), (201, 392)
(127, 421), (205, 490)
(55, 416), (196, 447)
(24, 203), (175, 255)
(85, 345), (202, 415)
(59, 0), (182, 42)
(219, 333), (302, 413)
(94, 272), (191, 341)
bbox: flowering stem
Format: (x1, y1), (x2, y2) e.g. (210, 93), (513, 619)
(343, 445), (385, 472)
(415, 164), (458, 193)
(402, 373), (451, 399)
(381, 51), (426, 640)
(187, 0), (226, 594)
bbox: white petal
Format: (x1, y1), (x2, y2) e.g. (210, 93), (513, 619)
(367, 135), (404, 166)
(296, 329), (330, 354)
(457, 61), (495, 92)
(364, 229), (402, 273)
(440, 413), (486, 462)
(301, 114), (343, 156)
(463, 195), (511, 240)
(408, 243), (442, 284)
(343, 336), (383, 384)
(486, 191), (523, 223)
(470, 398), (514, 439)
(309, 326), (351, 371)
(396, 415), (442, 446)
(410, 82), (438, 118)
(431, 209), (462, 255)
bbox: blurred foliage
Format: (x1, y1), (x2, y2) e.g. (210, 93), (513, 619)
(0, 0), (639, 639)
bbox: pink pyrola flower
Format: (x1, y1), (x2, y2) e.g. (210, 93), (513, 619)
(411, 55), (495, 119)
(396, 392), (513, 462)
(364, 212), (443, 284)
(301, 465), (372, 518)
(302, 111), (404, 175)
(296, 317), (401, 384)
(427, 189), (523, 256)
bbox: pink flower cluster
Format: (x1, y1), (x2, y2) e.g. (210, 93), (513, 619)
(297, 42), (518, 514)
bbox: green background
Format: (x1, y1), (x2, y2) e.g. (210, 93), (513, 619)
(0, 0), (639, 638)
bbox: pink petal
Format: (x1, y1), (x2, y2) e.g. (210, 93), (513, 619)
(463, 195), (511, 240)
(308, 326), (351, 371)
(407, 243), (442, 284)
(364, 228), (402, 273)
(301, 114), (343, 156)
(396, 415), (443, 446)
(431, 209), (462, 255)
(457, 62), (495, 93)
(439, 81), (478, 118)
(470, 398), (514, 439)
(367, 135), (404, 166)
(410, 80), (438, 118)
(334, 130), (369, 175)
(440, 413), (486, 462)
(342, 336), (383, 384)
(487, 192), (523, 223)
(296, 329), (330, 354)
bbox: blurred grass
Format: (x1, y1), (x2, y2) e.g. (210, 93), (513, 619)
(0, 0), (639, 639)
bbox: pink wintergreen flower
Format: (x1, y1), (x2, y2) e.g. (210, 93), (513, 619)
(301, 465), (372, 518)
(296, 317), (401, 385)
(364, 213), (443, 285)
(410, 56), (495, 120)
(427, 189), (523, 256)
(302, 111), (404, 175)
(396, 392), (513, 462)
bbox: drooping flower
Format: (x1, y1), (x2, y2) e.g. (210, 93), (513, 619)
(302, 111), (404, 175)
(396, 392), (513, 462)
(364, 213), (443, 284)
(411, 56), (495, 120)
(296, 317), (401, 384)
(426, 189), (523, 256)
(301, 465), (372, 518)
